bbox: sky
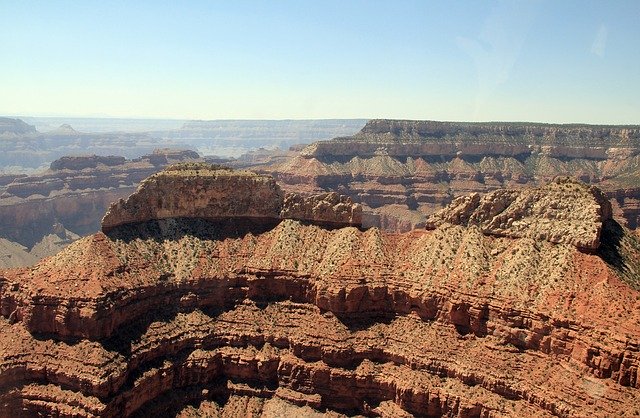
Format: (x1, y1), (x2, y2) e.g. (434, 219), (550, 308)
(1, 0), (639, 124)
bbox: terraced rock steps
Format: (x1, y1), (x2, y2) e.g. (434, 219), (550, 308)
(250, 119), (640, 231)
(0, 164), (638, 417)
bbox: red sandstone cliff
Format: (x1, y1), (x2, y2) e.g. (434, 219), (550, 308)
(0, 164), (638, 417)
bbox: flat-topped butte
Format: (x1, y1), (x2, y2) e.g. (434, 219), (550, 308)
(101, 163), (362, 231)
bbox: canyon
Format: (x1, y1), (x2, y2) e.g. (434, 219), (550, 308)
(0, 149), (201, 267)
(247, 119), (640, 231)
(3, 118), (640, 269)
(0, 164), (638, 417)
(0, 117), (366, 170)
(0, 117), (366, 266)
(0, 118), (165, 170)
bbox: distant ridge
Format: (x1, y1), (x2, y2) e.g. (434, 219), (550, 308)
(0, 117), (37, 135)
(48, 123), (80, 135)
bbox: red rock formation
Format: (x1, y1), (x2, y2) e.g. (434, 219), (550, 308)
(243, 119), (640, 231)
(0, 167), (638, 417)
(425, 177), (612, 250)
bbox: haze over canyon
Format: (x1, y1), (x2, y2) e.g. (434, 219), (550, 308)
(0, 115), (638, 417)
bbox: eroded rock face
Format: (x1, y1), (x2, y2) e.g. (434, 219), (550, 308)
(101, 164), (285, 231)
(0, 172), (639, 417)
(426, 177), (613, 250)
(0, 219), (639, 417)
(101, 163), (363, 232)
(280, 192), (362, 227)
(245, 119), (640, 231)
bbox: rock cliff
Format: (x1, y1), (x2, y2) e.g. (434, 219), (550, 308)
(0, 170), (638, 417)
(102, 163), (362, 231)
(247, 119), (640, 231)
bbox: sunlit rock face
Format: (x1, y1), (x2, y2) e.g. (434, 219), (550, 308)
(426, 177), (612, 250)
(0, 166), (639, 417)
(247, 119), (640, 231)
(102, 163), (362, 232)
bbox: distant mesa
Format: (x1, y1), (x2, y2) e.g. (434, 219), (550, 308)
(50, 155), (127, 171)
(101, 163), (363, 232)
(146, 148), (201, 166)
(250, 118), (640, 232)
(49, 149), (201, 171)
(303, 119), (640, 158)
(356, 119), (640, 142)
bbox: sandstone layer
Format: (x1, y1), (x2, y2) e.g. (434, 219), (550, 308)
(0, 168), (639, 417)
(245, 119), (640, 231)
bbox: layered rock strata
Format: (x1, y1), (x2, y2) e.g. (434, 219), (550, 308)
(247, 119), (640, 231)
(102, 164), (362, 232)
(0, 149), (201, 252)
(426, 177), (612, 250)
(0, 169), (638, 417)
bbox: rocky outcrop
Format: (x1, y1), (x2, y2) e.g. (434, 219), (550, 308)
(247, 119), (640, 231)
(49, 155), (127, 171)
(280, 192), (362, 227)
(101, 164), (284, 231)
(102, 164), (362, 232)
(426, 177), (612, 250)
(0, 172), (639, 417)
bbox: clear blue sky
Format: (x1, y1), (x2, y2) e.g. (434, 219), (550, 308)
(1, 0), (639, 123)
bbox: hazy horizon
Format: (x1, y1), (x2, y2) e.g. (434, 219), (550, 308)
(2, 1), (639, 124)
